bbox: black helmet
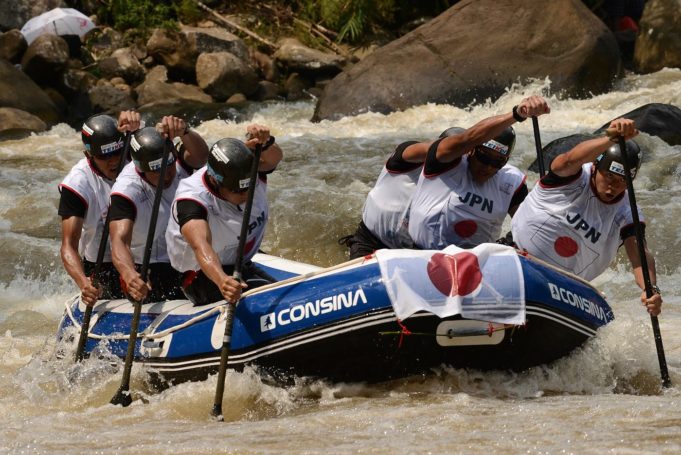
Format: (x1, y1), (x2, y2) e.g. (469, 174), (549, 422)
(130, 127), (175, 172)
(480, 127), (516, 157)
(595, 140), (641, 179)
(206, 138), (253, 192)
(81, 115), (125, 158)
(439, 126), (465, 138)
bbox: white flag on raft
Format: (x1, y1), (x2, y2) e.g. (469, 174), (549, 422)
(375, 243), (526, 325)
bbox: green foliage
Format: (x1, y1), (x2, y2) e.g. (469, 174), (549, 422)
(174, 0), (203, 24)
(95, 0), (179, 33)
(300, 0), (396, 43)
(295, 0), (455, 44)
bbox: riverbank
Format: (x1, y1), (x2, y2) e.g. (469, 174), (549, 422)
(0, 0), (679, 137)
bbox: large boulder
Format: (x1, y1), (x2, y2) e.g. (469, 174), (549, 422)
(195, 51), (259, 101)
(20, 33), (70, 85)
(313, 0), (620, 121)
(0, 59), (60, 124)
(633, 0), (681, 73)
(0, 107), (47, 138)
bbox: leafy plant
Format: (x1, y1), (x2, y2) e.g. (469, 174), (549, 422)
(299, 0), (396, 44)
(95, 0), (179, 32)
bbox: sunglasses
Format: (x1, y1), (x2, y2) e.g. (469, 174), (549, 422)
(473, 148), (507, 169)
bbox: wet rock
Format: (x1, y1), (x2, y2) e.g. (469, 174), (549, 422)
(0, 59), (60, 124)
(0, 107), (47, 138)
(226, 93), (247, 106)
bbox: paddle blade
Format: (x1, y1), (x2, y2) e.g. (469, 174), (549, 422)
(110, 386), (133, 407)
(210, 404), (224, 421)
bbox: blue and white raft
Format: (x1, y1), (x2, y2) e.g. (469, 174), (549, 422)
(58, 245), (613, 386)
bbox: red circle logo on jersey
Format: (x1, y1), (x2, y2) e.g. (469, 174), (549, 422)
(554, 236), (579, 257)
(454, 220), (478, 238)
(427, 252), (482, 297)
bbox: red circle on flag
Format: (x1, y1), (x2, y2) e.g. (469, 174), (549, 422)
(554, 236), (578, 257)
(427, 252), (482, 297)
(454, 220), (477, 238)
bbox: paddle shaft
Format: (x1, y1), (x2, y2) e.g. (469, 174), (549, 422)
(532, 116), (546, 177)
(211, 143), (263, 420)
(618, 136), (671, 388)
(110, 139), (173, 406)
(75, 132), (131, 362)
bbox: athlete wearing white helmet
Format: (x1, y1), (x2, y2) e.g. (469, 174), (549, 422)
(58, 110), (140, 306)
(166, 124), (283, 306)
(512, 117), (662, 316)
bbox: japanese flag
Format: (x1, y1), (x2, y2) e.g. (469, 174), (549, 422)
(375, 243), (525, 324)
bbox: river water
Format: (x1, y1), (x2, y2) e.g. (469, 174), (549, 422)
(1, 69), (681, 454)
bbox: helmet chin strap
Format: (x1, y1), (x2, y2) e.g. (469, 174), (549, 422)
(85, 152), (110, 180)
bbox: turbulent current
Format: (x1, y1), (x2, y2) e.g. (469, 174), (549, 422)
(1, 70), (681, 454)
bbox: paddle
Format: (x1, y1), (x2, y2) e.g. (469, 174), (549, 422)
(110, 138), (173, 406)
(211, 143), (263, 421)
(75, 131), (131, 363)
(532, 117), (546, 177)
(618, 135), (671, 388)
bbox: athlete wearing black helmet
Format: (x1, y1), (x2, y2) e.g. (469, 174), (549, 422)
(595, 140), (642, 180)
(165, 123), (283, 306)
(406, 95), (549, 250)
(108, 116), (209, 303)
(512, 118), (662, 317)
(58, 110), (140, 306)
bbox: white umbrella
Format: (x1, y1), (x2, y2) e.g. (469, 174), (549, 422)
(20, 8), (95, 45)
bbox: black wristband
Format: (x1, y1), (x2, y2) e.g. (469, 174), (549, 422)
(262, 135), (276, 150)
(512, 105), (526, 122)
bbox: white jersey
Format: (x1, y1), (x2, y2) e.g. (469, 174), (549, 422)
(409, 155), (526, 249)
(110, 161), (190, 264)
(59, 158), (115, 262)
(166, 168), (269, 273)
(512, 163), (641, 281)
(362, 157), (421, 248)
